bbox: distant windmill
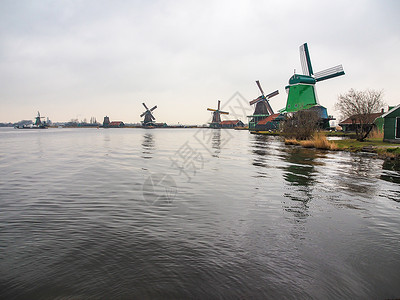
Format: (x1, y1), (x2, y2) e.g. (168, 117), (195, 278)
(207, 100), (229, 128)
(283, 43), (345, 117)
(247, 81), (279, 130)
(34, 111), (45, 126)
(140, 103), (157, 126)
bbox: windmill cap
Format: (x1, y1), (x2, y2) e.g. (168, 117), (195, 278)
(289, 74), (316, 85)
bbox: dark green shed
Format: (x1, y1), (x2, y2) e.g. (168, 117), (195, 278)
(382, 105), (400, 143)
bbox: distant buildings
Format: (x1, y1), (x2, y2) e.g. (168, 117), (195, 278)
(109, 121), (125, 128)
(219, 120), (245, 128)
(103, 116), (124, 128)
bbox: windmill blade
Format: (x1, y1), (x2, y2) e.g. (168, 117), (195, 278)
(220, 111), (229, 115)
(150, 105), (157, 112)
(207, 108), (217, 112)
(265, 90), (279, 99)
(299, 43), (314, 76)
(217, 100), (221, 110)
(265, 101), (274, 115)
(140, 112), (146, 117)
(142, 103), (149, 110)
(249, 96), (263, 106)
(150, 113), (156, 120)
(256, 80), (265, 96)
(314, 65), (345, 82)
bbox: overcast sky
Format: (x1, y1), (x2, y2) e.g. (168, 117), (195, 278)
(1, 0), (399, 124)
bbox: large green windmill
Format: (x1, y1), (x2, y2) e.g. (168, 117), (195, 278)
(282, 43), (345, 125)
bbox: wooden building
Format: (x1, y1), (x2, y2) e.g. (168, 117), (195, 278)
(338, 112), (384, 132)
(382, 105), (400, 143)
(109, 121), (125, 128)
(251, 113), (282, 131)
(219, 120), (244, 128)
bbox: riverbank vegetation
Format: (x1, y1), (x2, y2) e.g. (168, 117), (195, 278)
(284, 132), (400, 159)
(332, 138), (400, 158)
(284, 133), (338, 150)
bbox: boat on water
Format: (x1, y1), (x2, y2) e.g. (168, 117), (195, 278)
(15, 111), (48, 129)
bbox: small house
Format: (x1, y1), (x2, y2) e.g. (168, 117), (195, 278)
(252, 114), (282, 131)
(109, 121), (125, 128)
(219, 120), (244, 128)
(338, 111), (384, 132)
(382, 104), (400, 143)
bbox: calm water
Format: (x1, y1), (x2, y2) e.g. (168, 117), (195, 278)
(0, 127), (399, 299)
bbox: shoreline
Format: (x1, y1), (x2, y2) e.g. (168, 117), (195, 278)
(285, 137), (400, 160)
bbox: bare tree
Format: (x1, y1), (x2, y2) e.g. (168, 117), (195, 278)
(281, 110), (320, 140)
(335, 89), (385, 141)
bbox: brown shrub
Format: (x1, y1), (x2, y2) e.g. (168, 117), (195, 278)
(368, 129), (384, 139)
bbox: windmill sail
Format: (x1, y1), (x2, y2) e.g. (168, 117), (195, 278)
(266, 90), (279, 99)
(314, 65), (345, 82)
(265, 90), (279, 115)
(300, 43), (313, 76)
(141, 102), (157, 124)
(256, 80), (264, 95)
(249, 96), (263, 106)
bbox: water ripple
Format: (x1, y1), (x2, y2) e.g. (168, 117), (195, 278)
(0, 128), (399, 299)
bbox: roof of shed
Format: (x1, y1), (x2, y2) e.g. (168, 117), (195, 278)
(220, 120), (242, 125)
(381, 104), (400, 118)
(338, 112), (383, 125)
(257, 114), (280, 125)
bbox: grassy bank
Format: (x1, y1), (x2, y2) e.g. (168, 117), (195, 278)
(284, 135), (400, 159)
(253, 129), (400, 159)
(284, 133), (338, 150)
(252, 130), (356, 138)
(332, 138), (400, 158)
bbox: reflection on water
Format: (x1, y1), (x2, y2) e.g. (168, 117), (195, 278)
(280, 147), (322, 187)
(381, 159), (400, 185)
(0, 128), (400, 299)
(141, 132), (155, 159)
(380, 160), (400, 202)
(281, 147), (323, 220)
(251, 134), (273, 169)
(334, 155), (380, 197)
(211, 130), (221, 155)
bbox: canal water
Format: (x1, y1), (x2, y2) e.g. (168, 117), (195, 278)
(0, 127), (399, 299)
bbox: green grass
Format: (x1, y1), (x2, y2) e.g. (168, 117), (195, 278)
(333, 138), (394, 148)
(249, 131), (281, 136)
(332, 138), (400, 158)
(322, 131), (356, 137)
(251, 130), (355, 137)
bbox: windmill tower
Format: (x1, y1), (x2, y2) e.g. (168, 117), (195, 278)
(34, 111), (45, 126)
(247, 81), (279, 130)
(140, 103), (157, 126)
(283, 43), (345, 126)
(207, 100), (229, 128)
